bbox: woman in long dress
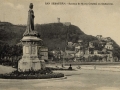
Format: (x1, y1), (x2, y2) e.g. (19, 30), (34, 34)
(24, 3), (35, 36)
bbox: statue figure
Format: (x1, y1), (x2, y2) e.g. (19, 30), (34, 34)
(23, 3), (35, 36)
(23, 3), (40, 37)
(28, 3), (35, 31)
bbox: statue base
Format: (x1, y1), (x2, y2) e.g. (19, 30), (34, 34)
(18, 56), (45, 72)
(18, 35), (45, 72)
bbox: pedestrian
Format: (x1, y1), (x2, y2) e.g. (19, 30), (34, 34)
(94, 65), (96, 70)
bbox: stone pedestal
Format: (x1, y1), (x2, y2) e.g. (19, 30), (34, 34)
(18, 36), (45, 72)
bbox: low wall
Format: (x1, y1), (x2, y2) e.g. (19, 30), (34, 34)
(81, 65), (120, 72)
(48, 62), (120, 65)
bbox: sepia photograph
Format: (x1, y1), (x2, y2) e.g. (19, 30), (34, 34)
(0, 0), (120, 90)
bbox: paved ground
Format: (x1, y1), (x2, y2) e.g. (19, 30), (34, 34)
(0, 65), (15, 74)
(0, 65), (120, 90)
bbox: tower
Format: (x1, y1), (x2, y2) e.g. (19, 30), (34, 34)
(57, 18), (60, 23)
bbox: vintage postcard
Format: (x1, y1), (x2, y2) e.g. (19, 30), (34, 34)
(0, 0), (120, 90)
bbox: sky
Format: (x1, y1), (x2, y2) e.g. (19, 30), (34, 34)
(0, 0), (120, 45)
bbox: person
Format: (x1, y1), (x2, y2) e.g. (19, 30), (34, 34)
(94, 65), (96, 70)
(68, 64), (72, 70)
(24, 3), (35, 36)
(28, 3), (35, 30)
(77, 65), (81, 69)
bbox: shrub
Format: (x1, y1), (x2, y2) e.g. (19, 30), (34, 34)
(0, 69), (64, 79)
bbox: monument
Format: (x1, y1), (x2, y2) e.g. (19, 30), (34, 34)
(18, 3), (45, 72)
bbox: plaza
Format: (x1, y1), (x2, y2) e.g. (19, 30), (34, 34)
(0, 65), (120, 90)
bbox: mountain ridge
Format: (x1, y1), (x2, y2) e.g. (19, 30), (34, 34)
(0, 21), (120, 58)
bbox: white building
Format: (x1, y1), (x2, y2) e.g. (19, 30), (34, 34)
(39, 46), (48, 60)
(96, 35), (102, 39)
(105, 42), (113, 50)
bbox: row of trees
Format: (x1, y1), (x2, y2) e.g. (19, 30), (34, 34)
(0, 44), (22, 67)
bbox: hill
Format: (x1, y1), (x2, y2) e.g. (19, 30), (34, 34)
(0, 22), (25, 45)
(0, 21), (120, 59)
(0, 22), (96, 50)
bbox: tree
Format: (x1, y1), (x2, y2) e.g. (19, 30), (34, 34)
(92, 55), (99, 62)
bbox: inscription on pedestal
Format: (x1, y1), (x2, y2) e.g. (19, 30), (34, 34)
(25, 46), (29, 54)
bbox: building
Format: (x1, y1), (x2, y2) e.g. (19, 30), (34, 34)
(75, 46), (80, 52)
(74, 42), (83, 51)
(96, 35), (102, 39)
(106, 51), (113, 62)
(94, 50), (98, 55)
(106, 37), (111, 41)
(57, 18), (60, 23)
(65, 50), (75, 57)
(102, 48), (107, 52)
(89, 42), (94, 48)
(63, 22), (71, 26)
(75, 50), (84, 58)
(67, 42), (73, 46)
(85, 49), (89, 55)
(39, 46), (48, 60)
(78, 40), (83, 45)
(105, 42), (113, 50)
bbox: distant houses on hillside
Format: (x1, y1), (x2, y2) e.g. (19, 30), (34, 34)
(50, 35), (118, 62)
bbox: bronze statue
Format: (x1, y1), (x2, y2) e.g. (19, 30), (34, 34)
(23, 3), (40, 37)
(28, 3), (35, 30)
